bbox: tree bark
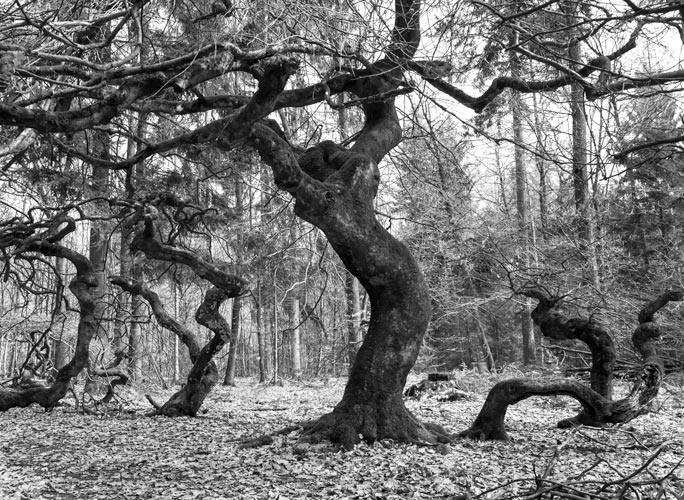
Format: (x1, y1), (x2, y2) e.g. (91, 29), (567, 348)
(51, 256), (68, 373)
(289, 296), (302, 379)
(0, 223), (99, 411)
(565, 5), (601, 289)
(111, 277), (239, 416)
(344, 272), (362, 370)
(255, 287), (268, 383)
(88, 161), (109, 340)
(223, 175), (245, 386)
(113, 212), (248, 415)
(531, 93), (548, 237)
(223, 296), (241, 386)
(155, 287), (233, 416)
(459, 290), (682, 440)
(509, 29), (536, 365)
(128, 279), (144, 381)
(272, 271), (280, 384)
(526, 289), (615, 399)
(254, 128), (451, 447)
(90, 349), (129, 405)
(245, 0), (450, 448)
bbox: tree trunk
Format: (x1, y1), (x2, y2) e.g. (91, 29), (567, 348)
(297, 202), (448, 447)
(223, 175), (244, 386)
(113, 214), (248, 415)
(527, 289), (615, 399)
(85, 13), (112, 341)
(0, 234), (99, 411)
(117, 103), (148, 379)
(565, 9), (601, 289)
(475, 315), (496, 372)
(223, 297), (241, 386)
(88, 161), (109, 340)
(289, 296), (302, 379)
(255, 281), (268, 383)
(112, 278), (239, 416)
(128, 287), (144, 382)
(51, 256), (68, 373)
(155, 288), (232, 416)
(494, 116), (510, 217)
(460, 290), (682, 440)
(344, 272), (362, 370)
(510, 30), (536, 365)
(173, 281), (181, 384)
(246, 1), (449, 448)
(531, 93), (548, 236)
(272, 272), (280, 384)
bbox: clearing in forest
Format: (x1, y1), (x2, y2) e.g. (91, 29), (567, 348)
(1, 373), (683, 499)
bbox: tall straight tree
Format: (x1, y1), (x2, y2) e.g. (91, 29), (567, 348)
(558, 0), (601, 288)
(509, 29), (536, 365)
(223, 176), (245, 386)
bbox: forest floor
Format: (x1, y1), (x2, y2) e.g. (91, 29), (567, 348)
(1, 370), (683, 500)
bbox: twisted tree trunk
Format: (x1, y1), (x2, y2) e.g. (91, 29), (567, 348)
(459, 290), (682, 440)
(0, 221), (99, 411)
(243, 0), (450, 449)
(90, 348), (129, 405)
(112, 276), (235, 416)
(112, 211), (247, 416)
(525, 289), (615, 399)
(158, 287), (234, 416)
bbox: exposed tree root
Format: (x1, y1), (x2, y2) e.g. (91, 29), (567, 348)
(298, 404), (451, 451)
(145, 394), (162, 410)
(236, 424), (305, 449)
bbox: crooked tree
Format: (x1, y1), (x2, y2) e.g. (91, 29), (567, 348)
(110, 201), (249, 416)
(0, 216), (100, 410)
(460, 288), (682, 440)
(3, 0), (684, 447)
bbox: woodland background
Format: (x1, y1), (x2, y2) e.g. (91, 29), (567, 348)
(2, 1), (684, 385)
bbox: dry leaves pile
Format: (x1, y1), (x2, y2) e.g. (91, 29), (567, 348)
(1, 375), (683, 499)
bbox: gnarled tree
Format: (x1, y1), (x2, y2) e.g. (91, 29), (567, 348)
(111, 205), (248, 416)
(459, 289), (683, 441)
(0, 216), (100, 411)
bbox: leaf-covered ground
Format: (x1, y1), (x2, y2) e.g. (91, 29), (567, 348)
(1, 373), (683, 499)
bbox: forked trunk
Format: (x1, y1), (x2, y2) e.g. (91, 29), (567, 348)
(112, 221), (247, 417)
(459, 289), (682, 440)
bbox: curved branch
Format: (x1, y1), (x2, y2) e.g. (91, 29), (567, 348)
(130, 220), (248, 296)
(416, 22), (641, 112)
(90, 349), (130, 405)
(0, 239), (97, 411)
(53, 56), (300, 169)
(523, 288), (615, 399)
(387, 0), (422, 62)
(460, 290), (683, 440)
(110, 276), (202, 359)
(0, 75), (167, 132)
(614, 134), (684, 161)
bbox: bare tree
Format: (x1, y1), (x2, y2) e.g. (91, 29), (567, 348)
(460, 289), (682, 440)
(0, 216), (100, 410)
